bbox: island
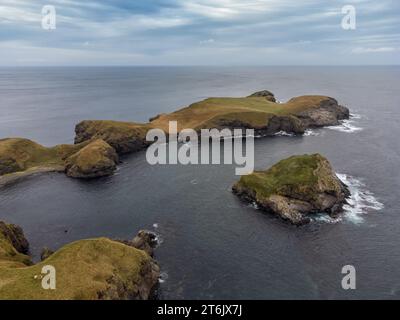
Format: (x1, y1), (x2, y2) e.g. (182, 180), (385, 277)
(0, 220), (160, 300)
(232, 154), (350, 225)
(0, 90), (350, 182)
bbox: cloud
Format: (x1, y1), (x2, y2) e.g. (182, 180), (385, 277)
(0, 0), (399, 65)
(352, 47), (398, 54)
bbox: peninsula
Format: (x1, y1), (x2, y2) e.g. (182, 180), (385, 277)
(0, 90), (349, 181)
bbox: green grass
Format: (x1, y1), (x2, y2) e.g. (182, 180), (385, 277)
(235, 154), (327, 201)
(65, 139), (117, 174)
(150, 96), (329, 132)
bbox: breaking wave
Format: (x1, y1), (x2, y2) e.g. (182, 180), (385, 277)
(274, 131), (295, 137)
(303, 129), (320, 136)
(327, 114), (363, 133)
(313, 173), (384, 224)
(338, 173), (384, 224)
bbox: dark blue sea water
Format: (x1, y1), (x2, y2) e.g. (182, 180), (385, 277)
(0, 66), (399, 299)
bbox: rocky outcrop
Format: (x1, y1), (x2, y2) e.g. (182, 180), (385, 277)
(248, 90), (277, 102)
(40, 247), (54, 261)
(0, 221), (160, 300)
(74, 120), (150, 154)
(293, 97), (350, 127)
(65, 139), (119, 179)
(232, 154), (350, 225)
(212, 114), (305, 136)
(118, 230), (158, 258)
(0, 221), (29, 255)
(264, 115), (305, 135)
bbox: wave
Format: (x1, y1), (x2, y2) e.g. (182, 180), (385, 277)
(303, 129), (320, 136)
(159, 271), (169, 284)
(327, 114), (363, 133)
(337, 173), (384, 224)
(310, 173), (384, 224)
(274, 131), (295, 137)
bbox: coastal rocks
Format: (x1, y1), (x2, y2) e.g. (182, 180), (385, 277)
(293, 97), (350, 127)
(0, 221), (160, 300)
(65, 139), (119, 178)
(248, 90), (277, 102)
(212, 113), (305, 136)
(40, 247), (54, 261)
(128, 230), (158, 257)
(232, 154), (350, 225)
(0, 221), (29, 255)
(74, 120), (150, 154)
(265, 115), (305, 135)
(0, 221), (32, 268)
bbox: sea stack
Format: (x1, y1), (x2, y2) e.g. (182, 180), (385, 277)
(232, 154), (350, 225)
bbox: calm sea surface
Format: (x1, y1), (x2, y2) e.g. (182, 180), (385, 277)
(0, 66), (399, 299)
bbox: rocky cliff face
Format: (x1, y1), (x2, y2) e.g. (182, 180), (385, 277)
(293, 97), (350, 127)
(0, 221), (160, 300)
(74, 120), (150, 154)
(232, 154), (350, 225)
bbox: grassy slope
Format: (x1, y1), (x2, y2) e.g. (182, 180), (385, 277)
(65, 139), (117, 173)
(0, 224), (31, 269)
(0, 237), (152, 300)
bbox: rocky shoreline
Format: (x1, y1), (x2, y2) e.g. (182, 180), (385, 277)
(0, 89), (354, 300)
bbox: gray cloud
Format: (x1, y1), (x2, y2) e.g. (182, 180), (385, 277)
(0, 0), (399, 65)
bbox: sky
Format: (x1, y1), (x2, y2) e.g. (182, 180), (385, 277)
(0, 0), (399, 66)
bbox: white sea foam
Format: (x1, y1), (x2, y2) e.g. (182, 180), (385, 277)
(274, 131), (295, 137)
(327, 114), (363, 133)
(303, 129), (320, 136)
(311, 173), (383, 224)
(336, 173), (384, 224)
(248, 201), (259, 210)
(159, 271), (169, 284)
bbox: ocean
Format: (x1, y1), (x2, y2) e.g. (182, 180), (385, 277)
(0, 66), (399, 299)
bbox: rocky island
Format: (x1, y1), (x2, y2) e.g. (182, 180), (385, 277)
(232, 154), (350, 225)
(0, 221), (159, 299)
(0, 90), (349, 182)
(75, 91), (349, 153)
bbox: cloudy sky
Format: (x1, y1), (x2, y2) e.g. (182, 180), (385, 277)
(0, 0), (399, 66)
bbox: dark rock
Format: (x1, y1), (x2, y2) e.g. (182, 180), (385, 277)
(118, 230), (158, 258)
(295, 97), (350, 127)
(248, 90), (277, 102)
(40, 247), (54, 261)
(74, 120), (150, 155)
(0, 221), (29, 254)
